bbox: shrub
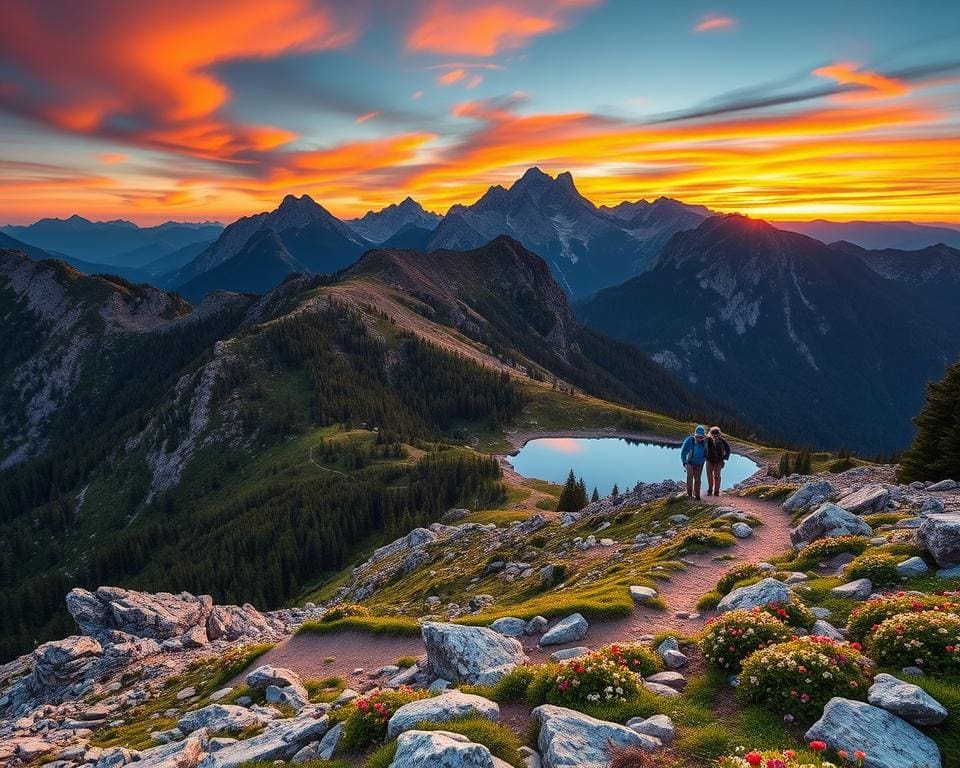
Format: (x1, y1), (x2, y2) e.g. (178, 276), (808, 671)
(793, 536), (869, 568)
(717, 563), (763, 595)
(701, 609), (794, 671)
(738, 636), (874, 723)
(527, 650), (642, 709)
(717, 747), (868, 768)
(337, 686), (430, 751)
(762, 596), (815, 629)
(868, 610), (960, 672)
(600, 643), (661, 678)
(414, 715), (525, 767)
(845, 551), (901, 585)
(845, 592), (960, 642)
(321, 603), (370, 623)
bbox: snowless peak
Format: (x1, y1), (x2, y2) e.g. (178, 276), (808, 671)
(278, 193), (320, 212)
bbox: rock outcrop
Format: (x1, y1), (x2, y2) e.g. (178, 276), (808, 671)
(790, 503), (873, 546)
(422, 623), (527, 685)
(867, 673), (948, 727)
(717, 578), (794, 613)
(386, 690), (499, 739)
(917, 514), (960, 567)
(532, 704), (659, 768)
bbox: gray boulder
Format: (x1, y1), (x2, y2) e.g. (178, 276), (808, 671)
(387, 690), (499, 739)
(628, 714), (674, 744)
(867, 673), (948, 726)
(645, 671), (686, 690)
(422, 623), (527, 685)
(317, 721), (343, 760)
(927, 479), (959, 492)
(524, 616), (548, 635)
(245, 665), (303, 691)
(918, 514), (960, 567)
(539, 614), (588, 646)
(532, 704), (658, 768)
(811, 620), (845, 641)
(389, 730), (499, 768)
(27, 635), (103, 700)
(784, 481), (836, 513)
(135, 732), (208, 768)
(66, 587), (213, 640)
(206, 604), (279, 642)
(830, 578), (873, 600)
(178, 705), (264, 736)
(196, 716), (330, 768)
(629, 586), (658, 604)
(489, 617), (527, 637)
(805, 697), (941, 768)
(731, 523), (753, 539)
(717, 578), (793, 613)
(896, 557), (929, 577)
(549, 647), (590, 662)
(837, 485), (891, 515)
(790, 503), (873, 546)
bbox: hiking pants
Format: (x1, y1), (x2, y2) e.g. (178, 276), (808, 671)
(685, 463), (704, 497)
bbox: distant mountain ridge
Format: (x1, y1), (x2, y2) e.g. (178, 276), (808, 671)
(577, 215), (960, 454)
(777, 219), (960, 251)
(347, 197), (441, 243)
(1, 216), (222, 267)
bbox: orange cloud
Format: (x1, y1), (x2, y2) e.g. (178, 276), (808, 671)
(407, 1), (597, 56)
(0, 1), (358, 160)
(355, 111), (381, 124)
(814, 61), (910, 100)
(466, 74), (484, 89)
(438, 69), (467, 85)
(97, 153), (128, 165)
(694, 15), (736, 33)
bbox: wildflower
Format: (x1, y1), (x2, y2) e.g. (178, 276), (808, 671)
(745, 751), (763, 766)
(810, 740), (827, 751)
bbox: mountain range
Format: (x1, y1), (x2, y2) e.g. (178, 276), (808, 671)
(576, 215), (960, 454)
(0, 236), (707, 657)
(777, 219), (960, 251)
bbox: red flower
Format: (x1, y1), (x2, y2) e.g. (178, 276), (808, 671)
(783, 750), (796, 759)
(838, 749), (848, 758)
(854, 751), (867, 761)
(810, 740), (827, 751)
(745, 750), (763, 766)
(947, 645), (955, 652)
(850, 642), (862, 651)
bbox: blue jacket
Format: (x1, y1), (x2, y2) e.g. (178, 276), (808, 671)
(680, 435), (707, 467)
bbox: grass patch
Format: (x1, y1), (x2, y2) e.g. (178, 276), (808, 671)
(739, 484), (798, 501)
(298, 616), (421, 636)
(396, 656), (417, 669)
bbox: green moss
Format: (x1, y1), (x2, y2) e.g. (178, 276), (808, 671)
(298, 616), (422, 636)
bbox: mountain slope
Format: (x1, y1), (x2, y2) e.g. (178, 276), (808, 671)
(426, 168), (710, 297)
(577, 215), (960, 453)
(1, 217), (222, 266)
(348, 197), (441, 243)
(168, 194), (372, 297)
(777, 219), (960, 251)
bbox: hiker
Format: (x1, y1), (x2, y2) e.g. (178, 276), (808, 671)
(706, 425), (732, 496)
(680, 425), (708, 499)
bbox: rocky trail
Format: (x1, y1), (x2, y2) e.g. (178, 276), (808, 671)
(249, 493), (792, 691)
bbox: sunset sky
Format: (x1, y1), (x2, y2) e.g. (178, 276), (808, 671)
(1, 0), (958, 225)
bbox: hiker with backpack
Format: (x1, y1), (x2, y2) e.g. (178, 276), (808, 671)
(705, 425), (732, 496)
(680, 425), (708, 499)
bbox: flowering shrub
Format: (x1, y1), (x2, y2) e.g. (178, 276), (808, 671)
(600, 643), (661, 677)
(845, 592), (960, 641)
(339, 686), (430, 750)
(717, 563), (764, 595)
(738, 636), (874, 722)
(868, 610), (960, 672)
(762, 595), (815, 629)
(845, 552), (901, 585)
(527, 649), (642, 708)
(794, 536), (869, 568)
(716, 745), (867, 768)
(322, 602), (371, 623)
(701, 609), (794, 671)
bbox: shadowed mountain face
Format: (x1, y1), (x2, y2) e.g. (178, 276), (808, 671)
(347, 197), (442, 244)
(777, 219), (960, 251)
(168, 194), (372, 300)
(425, 168), (710, 297)
(1, 216), (222, 267)
(577, 215), (960, 454)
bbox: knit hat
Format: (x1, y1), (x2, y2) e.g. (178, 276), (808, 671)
(694, 425), (706, 437)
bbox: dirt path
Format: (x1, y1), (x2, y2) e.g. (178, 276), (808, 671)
(249, 493), (792, 692)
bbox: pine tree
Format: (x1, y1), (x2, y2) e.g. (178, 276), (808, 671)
(794, 448), (812, 475)
(899, 359), (960, 483)
(611, 483), (620, 499)
(778, 452), (792, 478)
(591, 487), (600, 503)
(576, 478), (589, 510)
(557, 469), (579, 513)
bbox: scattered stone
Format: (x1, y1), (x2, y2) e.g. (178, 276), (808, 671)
(642, 681), (681, 698)
(208, 688), (233, 703)
(196, 715), (330, 768)
(902, 666), (925, 677)
(811, 620), (844, 641)
(918, 514), (960, 567)
(245, 666), (303, 691)
(178, 705), (264, 736)
(550, 647), (590, 662)
(629, 586), (658, 604)
(490, 617), (527, 637)
(539, 614), (588, 646)
(783, 481), (836, 513)
(387, 690), (499, 739)
(317, 721), (344, 760)
(927, 480), (959, 492)
(422, 622), (527, 685)
(176, 687), (197, 701)
(390, 729), (498, 768)
(867, 673), (948, 726)
(830, 578), (873, 600)
(837, 485), (890, 515)
(805, 697), (941, 768)
(628, 714), (675, 744)
(532, 704), (658, 768)
(731, 523), (753, 539)
(524, 616), (548, 635)
(717, 578), (794, 613)
(645, 671), (686, 690)
(937, 565), (960, 579)
(897, 557), (929, 577)
(790, 503), (873, 546)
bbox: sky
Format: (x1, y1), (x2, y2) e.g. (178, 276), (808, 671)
(0, 0), (958, 225)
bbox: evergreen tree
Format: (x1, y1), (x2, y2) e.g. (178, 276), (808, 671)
(778, 452), (792, 477)
(576, 478), (589, 510)
(557, 469), (579, 513)
(794, 448), (812, 475)
(611, 483), (620, 499)
(591, 487), (600, 503)
(899, 359), (960, 483)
